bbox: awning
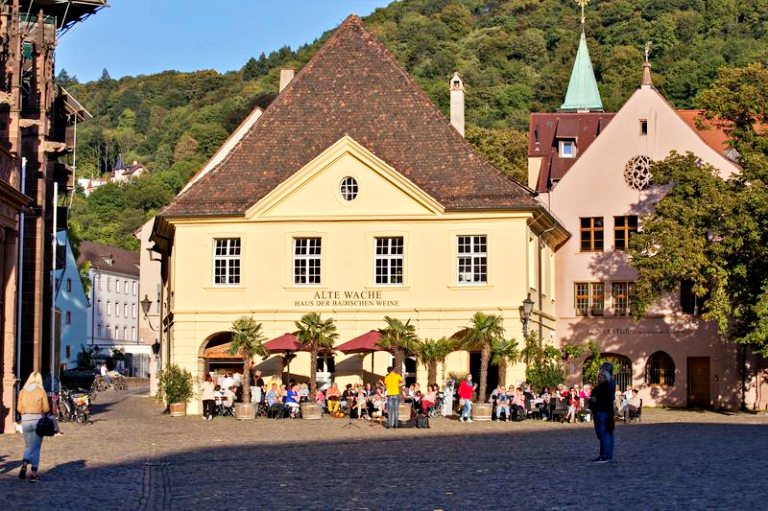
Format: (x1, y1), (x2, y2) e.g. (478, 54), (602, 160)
(264, 333), (303, 352)
(336, 330), (387, 354)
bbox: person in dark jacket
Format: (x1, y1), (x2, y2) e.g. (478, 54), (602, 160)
(589, 362), (617, 463)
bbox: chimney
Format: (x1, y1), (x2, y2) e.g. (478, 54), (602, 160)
(449, 72), (465, 137)
(279, 69), (295, 92)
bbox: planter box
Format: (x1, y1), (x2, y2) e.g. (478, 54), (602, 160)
(168, 402), (186, 417)
(300, 402), (322, 420)
(472, 402), (492, 422)
(235, 403), (256, 420)
(398, 402), (413, 422)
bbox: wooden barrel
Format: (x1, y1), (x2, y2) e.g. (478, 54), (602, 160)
(398, 402), (413, 422)
(471, 402), (492, 422)
(300, 402), (322, 420)
(168, 402), (186, 417)
(235, 403), (256, 420)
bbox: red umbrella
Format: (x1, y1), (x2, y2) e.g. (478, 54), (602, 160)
(336, 330), (390, 378)
(264, 333), (302, 352)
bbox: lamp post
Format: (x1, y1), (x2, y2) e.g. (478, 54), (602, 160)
(521, 293), (535, 339)
(141, 295), (161, 396)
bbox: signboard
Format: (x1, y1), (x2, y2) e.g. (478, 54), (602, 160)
(294, 290), (400, 308)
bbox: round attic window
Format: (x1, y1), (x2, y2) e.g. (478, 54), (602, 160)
(624, 155), (653, 191)
(340, 176), (358, 201)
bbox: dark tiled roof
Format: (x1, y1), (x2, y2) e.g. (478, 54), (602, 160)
(528, 112), (615, 193)
(78, 241), (139, 277)
(161, 15), (537, 217)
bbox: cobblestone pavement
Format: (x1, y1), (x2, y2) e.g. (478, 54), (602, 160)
(1, 384), (767, 510)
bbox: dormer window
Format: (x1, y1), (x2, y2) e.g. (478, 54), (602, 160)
(559, 140), (575, 158)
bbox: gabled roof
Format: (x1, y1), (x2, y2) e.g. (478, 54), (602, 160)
(161, 15), (538, 217)
(559, 30), (603, 112)
(528, 112), (615, 192)
(78, 241), (139, 277)
(675, 110), (732, 156)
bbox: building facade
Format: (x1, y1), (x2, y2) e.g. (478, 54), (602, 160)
(153, 16), (567, 414)
(79, 241), (148, 374)
(528, 25), (767, 409)
(55, 231), (90, 369)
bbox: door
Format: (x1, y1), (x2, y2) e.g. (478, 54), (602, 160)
(687, 357), (711, 408)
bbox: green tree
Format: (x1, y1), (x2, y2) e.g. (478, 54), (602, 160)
(522, 334), (564, 392)
(417, 337), (454, 386)
(228, 316), (268, 405)
(294, 312), (338, 393)
(490, 337), (519, 388)
(454, 312), (505, 400)
(378, 316), (420, 374)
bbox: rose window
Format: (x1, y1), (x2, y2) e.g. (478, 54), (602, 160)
(623, 155), (653, 191)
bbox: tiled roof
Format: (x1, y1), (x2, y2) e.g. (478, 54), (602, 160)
(161, 15), (537, 217)
(675, 110), (732, 155)
(78, 241), (139, 277)
(528, 112), (615, 192)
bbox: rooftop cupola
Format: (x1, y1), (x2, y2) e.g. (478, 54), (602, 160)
(559, 1), (603, 112)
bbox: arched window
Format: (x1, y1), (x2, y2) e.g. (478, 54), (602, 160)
(645, 351), (675, 386)
(584, 353), (633, 391)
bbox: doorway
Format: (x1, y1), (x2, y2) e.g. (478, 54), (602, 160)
(687, 357), (711, 408)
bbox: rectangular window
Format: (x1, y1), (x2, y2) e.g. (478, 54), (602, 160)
(115, 279), (120, 292)
(612, 282), (635, 316)
(132, 303), (136, 319)
(124, 303), (128, 318)
(97, 299), (102, 314)
(614, 216), (639, 251)
(574, 282), (604, 316)
(123, 281), (128, 294)
(107, 277), (111, 292)
(65, 346), (71, 359)
(680, 280), (708, 315)
(457, 235), (488, 284)
(374, 237), (404, 285)
(133, 281), (137, 296)
(65, 311), (71, 324)
(293, 237), (322, 285)
(131, 326), (136, 341)
(66, 278), (72, 292)
(98, 277), (102, 291)
(213, 238), (241, 285)
(640, 120), (648, 135)
(123, 327), (128, 340)
(580, 217), (604, 252)
(559, 140), (575, 158)
(97, 323), (102, 337)
(113, 325), (119, 339)
(107, 301), (111, 316)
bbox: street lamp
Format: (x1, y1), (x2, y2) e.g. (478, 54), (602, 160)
(141, 294), (157, 331)
(521, 293), (535, 339)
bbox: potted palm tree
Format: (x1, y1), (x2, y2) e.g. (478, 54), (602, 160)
(156, 363), (195, 416)
(417, 337), (454, 386)
(491, 338), (520, 389)
(295, 312), (338, 419)
(455, 312), (506, 421)
(378, 316), (421, 422)
(229, 316), (269, 420)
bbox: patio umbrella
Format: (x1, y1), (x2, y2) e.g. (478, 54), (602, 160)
(336, 330), (389, 378)
(264, 333), (302, 381)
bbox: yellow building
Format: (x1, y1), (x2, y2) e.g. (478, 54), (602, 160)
(152, 16), (567, 414)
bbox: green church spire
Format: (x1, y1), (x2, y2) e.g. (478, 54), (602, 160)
(559, 2), (603, 112)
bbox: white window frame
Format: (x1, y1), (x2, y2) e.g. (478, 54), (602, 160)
(374, 237), (404, 285)
(132, 303), (136, 319)
(456, 235), (488, 285)
(559, 140), (575, 158)
(213, 238), (241, 286)
(293, 237), (322, 286)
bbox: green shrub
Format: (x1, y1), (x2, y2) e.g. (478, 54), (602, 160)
(156, 364), (195, 405)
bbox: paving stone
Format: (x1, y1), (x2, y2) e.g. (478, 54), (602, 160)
(1, 384), (766, 510)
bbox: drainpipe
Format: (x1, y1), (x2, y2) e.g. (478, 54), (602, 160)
(15, 157), (26, 392)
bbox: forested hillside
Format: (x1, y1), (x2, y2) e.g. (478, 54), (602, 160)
(63, 0), (768, 250)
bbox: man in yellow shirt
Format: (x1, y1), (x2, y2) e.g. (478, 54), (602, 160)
(384, 366), (403, 429)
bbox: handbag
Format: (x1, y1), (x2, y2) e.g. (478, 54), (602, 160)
(36, 415), (56, 437)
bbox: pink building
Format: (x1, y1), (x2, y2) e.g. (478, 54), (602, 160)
(528, 28), (767, 410)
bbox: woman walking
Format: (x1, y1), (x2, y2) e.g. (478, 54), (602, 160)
(589, 362), (616, 463)
(201, 374), (215, 420)
(17, 371), (50, 482)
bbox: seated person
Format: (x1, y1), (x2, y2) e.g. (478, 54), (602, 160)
(298, 383), (310, 402)
(511, 387), (526, 420)
(494, 386), (510, 421)
(370, 387), (386, 417)
(266, 383), (284, 417)
(315, 388), (325, 410)
(341, 384), (354, 411)
(421, 384), (437, 412)
(326, 382), (341, 413)
(624, 390), (642, 418)
(285, 384), (300, 416)
(565, 387), (580, 423)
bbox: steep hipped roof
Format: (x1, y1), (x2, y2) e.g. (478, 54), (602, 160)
(528, 112), (615, 192)
(161, 15), (538, 217)
(559, 30), (604, 112)
(78, 241), (139, 277)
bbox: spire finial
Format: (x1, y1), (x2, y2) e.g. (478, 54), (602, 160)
(576, 0), (590, 26)
(642, 41), (653, 87)
(644, 41), (652, 64)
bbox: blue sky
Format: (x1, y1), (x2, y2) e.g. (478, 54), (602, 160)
(57, 0), (392, 83)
